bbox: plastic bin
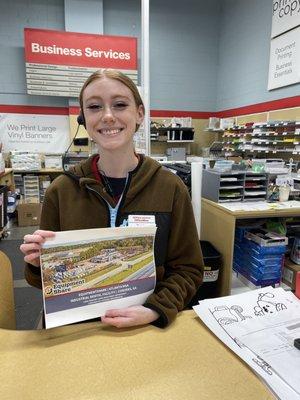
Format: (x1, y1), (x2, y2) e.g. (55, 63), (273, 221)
(188, 241), (222, 307)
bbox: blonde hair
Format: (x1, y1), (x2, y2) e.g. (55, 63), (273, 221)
(79, 69), (144, 131)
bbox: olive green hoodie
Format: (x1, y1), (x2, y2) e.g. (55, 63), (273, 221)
(25, 155), (203, 327)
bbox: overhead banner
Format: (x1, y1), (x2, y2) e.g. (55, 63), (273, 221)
(272, 0), (300, 38)
(0, 113), (69, 153)
(24, 28), (138, 97)
(268, 26), (300, 90)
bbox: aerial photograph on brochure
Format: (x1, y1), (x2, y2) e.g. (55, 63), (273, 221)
(41, 235), (155, 298)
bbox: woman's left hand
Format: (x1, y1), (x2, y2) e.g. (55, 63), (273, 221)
(101, 305), (159, 328)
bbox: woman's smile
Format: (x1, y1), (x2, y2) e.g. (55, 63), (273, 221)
(98, 127), (124, 136)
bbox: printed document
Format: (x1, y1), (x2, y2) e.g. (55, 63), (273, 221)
(40, 226), (156, 329)
(193, 287), (300, 400)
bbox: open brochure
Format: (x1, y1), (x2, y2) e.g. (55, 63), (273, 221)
(40, 226), (157, 329)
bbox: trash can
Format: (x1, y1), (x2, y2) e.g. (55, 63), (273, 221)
(188, 240), (222, 307)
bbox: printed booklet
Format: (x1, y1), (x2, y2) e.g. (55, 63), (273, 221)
(40, 226), (157, 329)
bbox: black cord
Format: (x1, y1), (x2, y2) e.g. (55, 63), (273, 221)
(65, 123), (81, 154)
(62, 123), (81, 172)
(99, 169), (115, 198)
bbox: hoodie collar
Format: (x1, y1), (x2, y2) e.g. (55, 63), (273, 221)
(67, 154), (162, 202)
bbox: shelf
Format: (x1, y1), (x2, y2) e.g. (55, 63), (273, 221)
(222, 148), (300, 154)
(245, 185), (265, 189)
(220, 177), (241, 182)
(244, 191), (266, 196)
(13, 169), (63, 173)
(151, 127), (194, 131)
(221, 120), (300, 158)
(204, 128), (224, 133)
(245, 177), (267, 181)
(166, 140), (194, 143)
(219, 198), (243, 203)
(220, 186), (244, 189)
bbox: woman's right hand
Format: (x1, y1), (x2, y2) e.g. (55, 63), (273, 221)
(20, 230), (56, 267)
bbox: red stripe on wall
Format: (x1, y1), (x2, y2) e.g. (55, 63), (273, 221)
(150, 96), (300, 119)
(0, 105), (69, 115)
(215, 96), (300, 118)
(68, 107), (214, 118)
(150, 110), (215, 119)
(69, 106), (80, 115)
(2, 95), (300, 118)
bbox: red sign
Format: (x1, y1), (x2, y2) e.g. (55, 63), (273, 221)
(24, 28), (137, 70)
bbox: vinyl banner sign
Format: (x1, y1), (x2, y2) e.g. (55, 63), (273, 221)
(24, 28), (138, 97)
(268, 26), (300, 90)
(0, 113), (69, 153)
(272, 0), (300, 38)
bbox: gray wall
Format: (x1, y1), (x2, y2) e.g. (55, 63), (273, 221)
(216, 0), (300, 110)
(0, 0), (299, 112)
(149, 0), (220, 111)
(0, 0), (66, 107)
(0, 0), (220, 111)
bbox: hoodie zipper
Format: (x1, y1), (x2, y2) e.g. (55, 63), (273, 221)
(86, 175), (131, 228)
(85, 184), (111, 227)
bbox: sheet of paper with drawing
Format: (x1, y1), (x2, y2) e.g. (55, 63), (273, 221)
(40, 226), (157, 329)
(226, 309), (300, 396)
(193, 287), (300, 400)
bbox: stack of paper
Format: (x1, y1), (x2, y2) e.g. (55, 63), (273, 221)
(193, 287), (300, 400)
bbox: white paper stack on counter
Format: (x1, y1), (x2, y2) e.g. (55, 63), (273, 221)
(193, 287), (300, 400)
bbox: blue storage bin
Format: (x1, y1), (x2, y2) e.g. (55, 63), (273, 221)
(244, 240), (286, 256)
(249, 254), (284, 268)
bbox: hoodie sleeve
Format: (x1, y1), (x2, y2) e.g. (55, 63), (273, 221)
(24, 184), (61, 289)
(144, 181), (204, 328)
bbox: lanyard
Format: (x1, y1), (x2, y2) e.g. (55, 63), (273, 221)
(107, 175), (128, 227)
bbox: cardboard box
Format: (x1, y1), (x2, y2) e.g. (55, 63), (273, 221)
(282, 258), (300, 289)
(17, 202), (41, 227)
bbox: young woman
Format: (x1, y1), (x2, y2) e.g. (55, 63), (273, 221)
(20, 69), (203, 328)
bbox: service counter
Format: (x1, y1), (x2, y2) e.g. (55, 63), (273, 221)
(201, 198), (300, 296)
(0, 251), (275, 399)
(0, 310), (275, 400)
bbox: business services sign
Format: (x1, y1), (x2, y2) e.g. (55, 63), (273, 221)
(24, 28), (138, 97)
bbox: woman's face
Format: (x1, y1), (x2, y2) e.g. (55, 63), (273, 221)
(82, 77), (144, 152)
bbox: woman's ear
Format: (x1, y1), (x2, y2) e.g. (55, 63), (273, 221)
(136, 104), (145, 125)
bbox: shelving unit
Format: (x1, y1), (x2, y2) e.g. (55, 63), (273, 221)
(244, 173), (268, 201)
(202, 169), (268, 203)
(222, 121), (300, 157)
(150, 127), (194, 142)
(23, 175), (40, 203)
(150, 126), (195, 161)
(219, 174), (244, 202)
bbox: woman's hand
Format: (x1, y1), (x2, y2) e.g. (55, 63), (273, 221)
(20, 229), (55, 267)
(101, 305), (159, 328)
